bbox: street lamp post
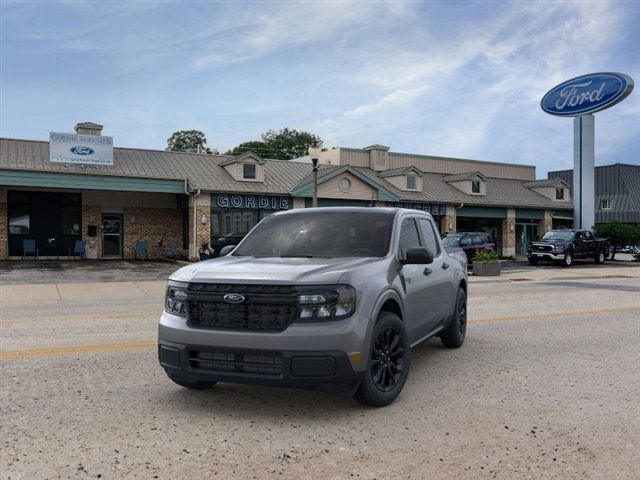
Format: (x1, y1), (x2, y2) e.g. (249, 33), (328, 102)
(308, 144), (322, 208)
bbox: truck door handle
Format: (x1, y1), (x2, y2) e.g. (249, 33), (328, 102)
(442, 262), (450, 270)
(423, 267), (432, 276)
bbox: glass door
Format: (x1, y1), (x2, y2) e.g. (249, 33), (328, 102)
(515, 223), (539, 257)
(102, 214), (122, 259)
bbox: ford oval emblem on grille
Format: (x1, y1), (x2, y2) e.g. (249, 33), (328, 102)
(224, 293), (246, 304)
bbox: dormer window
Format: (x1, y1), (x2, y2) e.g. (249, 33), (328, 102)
(406, 175), (416, 190)
(555, 187), (564, 200)
(471, 180), (481, 194)
(600, 199), (611, 210)
(243, 163), (256, 179)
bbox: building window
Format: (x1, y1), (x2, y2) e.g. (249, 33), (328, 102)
(59, 194), (81, 235)
(406, 175), (417, 190)
(600, 199), (612, 210)
(555, 187), (564, 200)
(243, 163), (256, 179)
(471, 180), (481, 194)
(9, 204), (30, 234)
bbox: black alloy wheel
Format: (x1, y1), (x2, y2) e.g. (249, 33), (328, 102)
(370, 327), (406, 392)
(354, 312), (410, 407)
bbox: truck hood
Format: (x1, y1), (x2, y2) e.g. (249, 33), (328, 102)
(170, 256), (379, 284)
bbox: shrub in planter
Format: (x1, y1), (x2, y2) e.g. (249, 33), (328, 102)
(473, 250), (501, 276)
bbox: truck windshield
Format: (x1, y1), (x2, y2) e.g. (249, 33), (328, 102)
(233, 211), (394, 258)
(542, 231), (574, 241)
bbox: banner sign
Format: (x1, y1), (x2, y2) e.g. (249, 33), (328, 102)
(49, 132), (114, 165)
(386, 202), (447, 215)
(214, 193), (290, 210)
(541, 72), (634, 117)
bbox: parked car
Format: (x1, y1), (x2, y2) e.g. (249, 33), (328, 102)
(159, 207), (468, 406)
(212, 232), (245, 256)
(441, 232), (495, 264)
(527, 229), (609, 267)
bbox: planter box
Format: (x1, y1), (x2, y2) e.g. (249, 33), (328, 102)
(473, 260), (501, 276)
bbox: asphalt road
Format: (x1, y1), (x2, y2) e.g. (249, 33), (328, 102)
(1, 274), (639, 479)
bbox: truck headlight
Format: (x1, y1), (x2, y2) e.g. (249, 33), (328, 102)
(296, 285), (356, 321)
(165, 280), (188, 317)
(555, 245), (565, 252)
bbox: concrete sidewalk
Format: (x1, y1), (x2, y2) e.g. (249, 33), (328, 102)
(1, 263), (638, 305)
(0, 280), (166, 305)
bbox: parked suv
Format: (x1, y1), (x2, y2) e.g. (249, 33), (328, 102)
(441, 232), (495, 264)
(159, 208), (468, 406)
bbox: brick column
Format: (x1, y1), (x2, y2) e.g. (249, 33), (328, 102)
(539, 210), (553, 236)
(501, 208), (516, 257)
(0, 203), (7, 260)
(0, 187), (7, 260)
(189, 193), (211, 260)
(81, 205), (102, 259)
(440, 204), (457, 234)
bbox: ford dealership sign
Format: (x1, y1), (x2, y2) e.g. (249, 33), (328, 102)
(49, 132), (114, 165)
(541, 72), (634, 116)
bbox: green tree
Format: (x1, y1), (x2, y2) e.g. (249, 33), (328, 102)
(225, 141), (269, 157)
(593, 222), (640, 260)
(260, 128), (322, 160)
(167, 130), (217, 154)
(226, 128), (323, 160)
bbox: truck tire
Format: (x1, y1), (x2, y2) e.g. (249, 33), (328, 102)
(562, 253), (573, 267)
(528, 256), (539, 266)
(168, 374), (216, 390)
(595, 250), (606, 264)
(440, 287), (467, 348)
(354, 312), (410, 407)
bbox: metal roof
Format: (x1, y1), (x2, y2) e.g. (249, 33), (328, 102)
(523, 178), (567, 188)
(443, 171), (487, 182)
(0, 138), (311, 194)
(1, 137), (572, 209)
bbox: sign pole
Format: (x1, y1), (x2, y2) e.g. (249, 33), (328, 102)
(572, 115), (595, 229)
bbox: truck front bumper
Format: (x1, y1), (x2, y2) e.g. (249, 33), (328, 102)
(528, 252), (566, 261)
(159, 340), (360, 395)
(158, 310), (369, 394)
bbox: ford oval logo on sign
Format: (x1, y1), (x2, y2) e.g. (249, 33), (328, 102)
(223, 293), (246, 304)
(541, 72), (634, 117)
(70, 146), (95, 155)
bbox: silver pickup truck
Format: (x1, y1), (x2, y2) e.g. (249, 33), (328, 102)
(159, 207), (468, 406)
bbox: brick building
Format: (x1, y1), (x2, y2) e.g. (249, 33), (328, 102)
(1, 123), (573, 260)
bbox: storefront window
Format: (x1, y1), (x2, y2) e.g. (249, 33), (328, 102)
(9, 204), (30, 234)
(60, 195), (81, 235)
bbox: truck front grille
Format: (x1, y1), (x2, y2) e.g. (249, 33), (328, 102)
(189, 349), (283, 376)
(186, 284), (297, 331)
(533, 244), (553, 252)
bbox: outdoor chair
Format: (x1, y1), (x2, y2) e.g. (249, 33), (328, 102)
(133, 240), (149, 260)
(68, 240), (86, 260)
(22, 239), (39, 260)
(165, 241), (178, 260)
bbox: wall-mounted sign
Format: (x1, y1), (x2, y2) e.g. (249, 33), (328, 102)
(49, 132), (114, 165)
(541, 72), (634, 117)
(214, 193), (290, 210)
(386, 202), (447, 216)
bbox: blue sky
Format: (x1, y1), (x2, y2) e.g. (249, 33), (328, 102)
(1, 0), (638, 177)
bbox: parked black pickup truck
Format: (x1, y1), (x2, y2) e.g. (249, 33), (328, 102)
(527, 229), (609, 267)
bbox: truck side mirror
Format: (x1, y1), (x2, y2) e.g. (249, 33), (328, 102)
(400, 247), (434, 265)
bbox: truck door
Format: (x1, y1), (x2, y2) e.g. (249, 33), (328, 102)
(574, 231), (586, 258)
(417, 218), (454, 332)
